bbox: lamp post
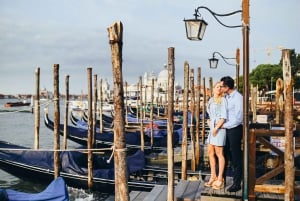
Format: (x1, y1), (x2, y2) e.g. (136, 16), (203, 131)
(184, 1), (249, 200)
(271, 76), (273, 92)
(209, 52), (235, 69)
(209, 48), (240, 90)
(270, 76), (274, 107)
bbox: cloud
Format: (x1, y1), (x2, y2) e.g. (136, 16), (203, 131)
(0, 0), (299, 94)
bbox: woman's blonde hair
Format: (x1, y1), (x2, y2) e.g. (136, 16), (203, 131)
(213, 81), (224, 104)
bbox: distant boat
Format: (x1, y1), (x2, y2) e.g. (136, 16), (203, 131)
(4, 101), (31, 108)
(0, 177), (69, 201)
(40, 87), (53, 102)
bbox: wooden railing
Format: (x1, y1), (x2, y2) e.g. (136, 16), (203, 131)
(248, 127), (300, 201)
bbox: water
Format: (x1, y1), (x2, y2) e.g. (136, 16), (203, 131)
(0, 99), (111, 200)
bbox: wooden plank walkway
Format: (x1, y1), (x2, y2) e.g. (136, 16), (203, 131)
(129, 180), (201, 201)
(201, 176), (300, 201)
(174, 180), (201, 201)
(200, 176), (241, 199)
(126, 177), (244, 201)
(105, 176), (300, 201)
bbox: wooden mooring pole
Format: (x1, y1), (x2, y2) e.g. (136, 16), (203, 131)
(157, 96), (159, 111)
(93, 74), (98, 146)
(150, 79), (154, 146)
(282, 49), (295, 201)
(167, 47), (175, 201)
(209, 77), (213, 96)
(236, 48), (240, 91)
(195, 67), (201, 167)
(181, 61), (189, 180)
(34, 67), (40, 150)
(139, 76), (145, 151)
(251, 84), (257, 123)
(53, 64), (60, 178)
(108, 21), (129, 201)
(99, 79), (104, 133)
(275, 78), (284, 124)
(63, 75), (69, 150)
(189, 69), (196, 171)
(125, 81), (128, 124)
(144, 81), (147, 120)
(201, 77), (206, 143)
(137, 76), (142, 123)
(87, 67), (93, 189)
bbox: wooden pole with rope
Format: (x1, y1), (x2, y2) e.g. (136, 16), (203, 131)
(53, 64), (60, 178)
(107, 21), (129, 201)
(87, 67), (93, 189)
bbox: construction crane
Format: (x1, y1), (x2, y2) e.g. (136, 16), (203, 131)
(252, 45), (284, 64)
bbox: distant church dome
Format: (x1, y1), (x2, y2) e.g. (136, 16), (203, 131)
(157, 64), (168, 90)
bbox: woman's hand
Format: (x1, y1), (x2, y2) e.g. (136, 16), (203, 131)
(212, 127), (218, 137)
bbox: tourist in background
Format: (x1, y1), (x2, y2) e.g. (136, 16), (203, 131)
(205, 81), (227, 190)
(220, 76), (243, 192)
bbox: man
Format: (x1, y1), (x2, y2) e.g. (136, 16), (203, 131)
(220, 76), (243, 192)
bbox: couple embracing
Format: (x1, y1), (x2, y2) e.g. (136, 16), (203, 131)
(204, 76), (243, 193)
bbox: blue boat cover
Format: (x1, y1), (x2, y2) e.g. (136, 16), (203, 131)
(0, 141), (145, 180)
(61, 149), (145, 179)
(0, 177), (69, 201)
(45, 113), (180, 148)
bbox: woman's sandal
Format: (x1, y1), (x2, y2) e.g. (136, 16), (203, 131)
(212, 179), (224, 190)
(204, 177), (217, 187)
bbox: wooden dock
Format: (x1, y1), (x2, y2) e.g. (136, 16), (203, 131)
(105, 176), (300, 201)
(130, 180), (201, 201)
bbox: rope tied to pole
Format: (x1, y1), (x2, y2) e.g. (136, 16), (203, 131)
(0, 147), (113, 152)
(106, 145), (127, 163)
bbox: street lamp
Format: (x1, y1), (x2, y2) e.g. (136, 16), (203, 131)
(184, 1), (249, 200)
(209, 51), (235, 69)
(209, 49), (240, 90)
(184, 7), (242, 41)
(183, 17), (207, 41)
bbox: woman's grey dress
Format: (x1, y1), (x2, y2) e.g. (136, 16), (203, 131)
(206, 97), (227, 146)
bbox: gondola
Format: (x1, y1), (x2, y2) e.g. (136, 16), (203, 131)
(77, 110), (183, 133)
(71, 111), (159, 132)
(127, 104), (183, 120)
(0, 141), (158, 192)
(81, 109), (183, 132)
(82, 110), (114, 124)
(4, 101), (31, 108)
(0, 177), (69, 201)
(70, 111), (113, 132)
(44, 111), (181, 152)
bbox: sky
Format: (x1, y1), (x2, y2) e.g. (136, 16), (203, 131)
(0, 0), (299, 95)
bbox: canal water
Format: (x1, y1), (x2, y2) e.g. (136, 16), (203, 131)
(0, 99), (111, 200)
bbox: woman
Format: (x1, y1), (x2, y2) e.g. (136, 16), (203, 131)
(205, 81), (227, 189)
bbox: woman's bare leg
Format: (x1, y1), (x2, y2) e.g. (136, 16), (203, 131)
(207, 144), (217, 178)
(214, 146), (225, 181)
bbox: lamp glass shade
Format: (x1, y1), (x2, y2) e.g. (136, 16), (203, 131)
(209, 58), (219, 69)
(184, 18), (208, 40)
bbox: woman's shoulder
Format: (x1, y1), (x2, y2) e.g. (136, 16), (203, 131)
(221, 96), (227, 101)
(207, 97), (213, 104)
(221, 96), (228, 105)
